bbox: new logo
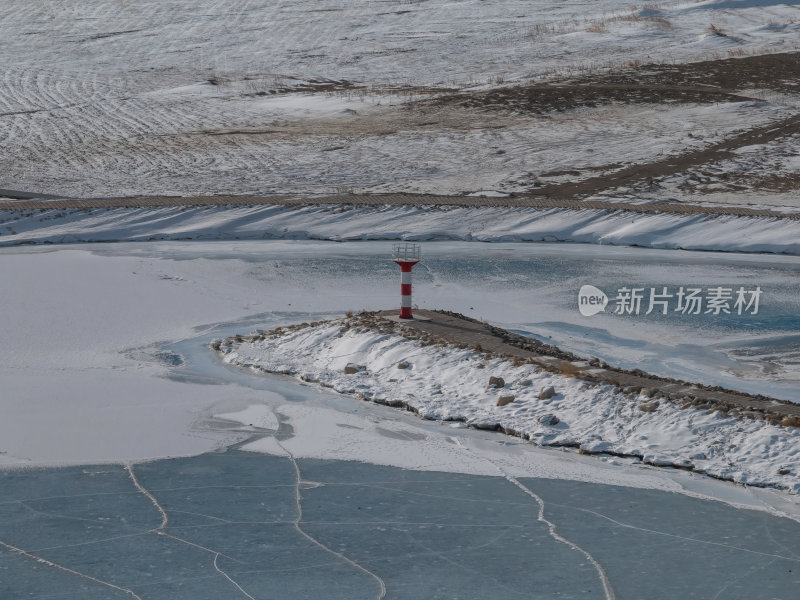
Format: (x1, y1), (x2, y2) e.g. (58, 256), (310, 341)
(578, 285), (608, 317)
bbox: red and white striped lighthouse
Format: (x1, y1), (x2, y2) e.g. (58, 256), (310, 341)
(392, 242), (421, 319)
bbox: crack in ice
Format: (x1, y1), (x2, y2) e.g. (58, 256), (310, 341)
(553, 502), (800, 563)
(31, 531), (149, 553)
(303, 519), (528, 528)
(168, 508), (235, 523)
(125, 464), (168, 532)
(276, 440), (388, 600)
(339, 482), (532, 506)
(214, 552), (258, 600)
(711, 557), (779, 600)
(454, 440), (616, 600)
(18, 500), (119, 524)
(126, 463), (256, 600)
(0, 538), (144, 599)
(410, 535), (529, 598)
(762, 519), (800, 561)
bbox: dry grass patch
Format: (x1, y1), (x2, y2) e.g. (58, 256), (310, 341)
(781, 416), (800, 428)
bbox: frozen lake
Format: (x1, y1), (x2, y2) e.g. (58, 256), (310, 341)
(0, 239), (798, 467)
(3, 452), (800, 600)
(110, 240), (800, 400)
(1, 240), (799, 598)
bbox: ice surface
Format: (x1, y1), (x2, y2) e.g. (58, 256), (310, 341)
(2, 453), (800, 600)
(527, 478), (800, 600)
(214, 406), (280, 431)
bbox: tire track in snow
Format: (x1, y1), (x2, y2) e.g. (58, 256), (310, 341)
(0, 65), (126, 165)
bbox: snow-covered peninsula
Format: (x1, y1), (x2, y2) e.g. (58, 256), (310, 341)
(216, 312), (800, 495)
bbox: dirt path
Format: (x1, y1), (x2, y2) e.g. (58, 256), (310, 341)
(3, 192), (798, 219)
(0, 189), (60, 200)
(381, 309), (800, 422)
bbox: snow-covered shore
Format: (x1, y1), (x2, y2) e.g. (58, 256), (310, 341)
(218, 318), (800, 494)
(2, 204), (800, 255)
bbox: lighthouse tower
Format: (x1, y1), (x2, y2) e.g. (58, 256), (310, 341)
(392, 243), (421, 319)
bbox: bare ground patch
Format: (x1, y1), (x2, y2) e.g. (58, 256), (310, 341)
(430, 51), (800, 115)
(521, 113), (800, 200)
(195, 52), (800, 201)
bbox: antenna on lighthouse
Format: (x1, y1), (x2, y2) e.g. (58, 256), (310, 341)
(392, 242), (421, 319)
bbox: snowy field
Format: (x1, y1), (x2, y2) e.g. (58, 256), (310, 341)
(2, 0), (800, 202)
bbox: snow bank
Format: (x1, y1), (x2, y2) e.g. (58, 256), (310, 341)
(2, 204), (800, 255)
(219, 320), (800, 494)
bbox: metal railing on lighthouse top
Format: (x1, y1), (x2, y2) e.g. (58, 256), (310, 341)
(392, 242), (421, 263)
